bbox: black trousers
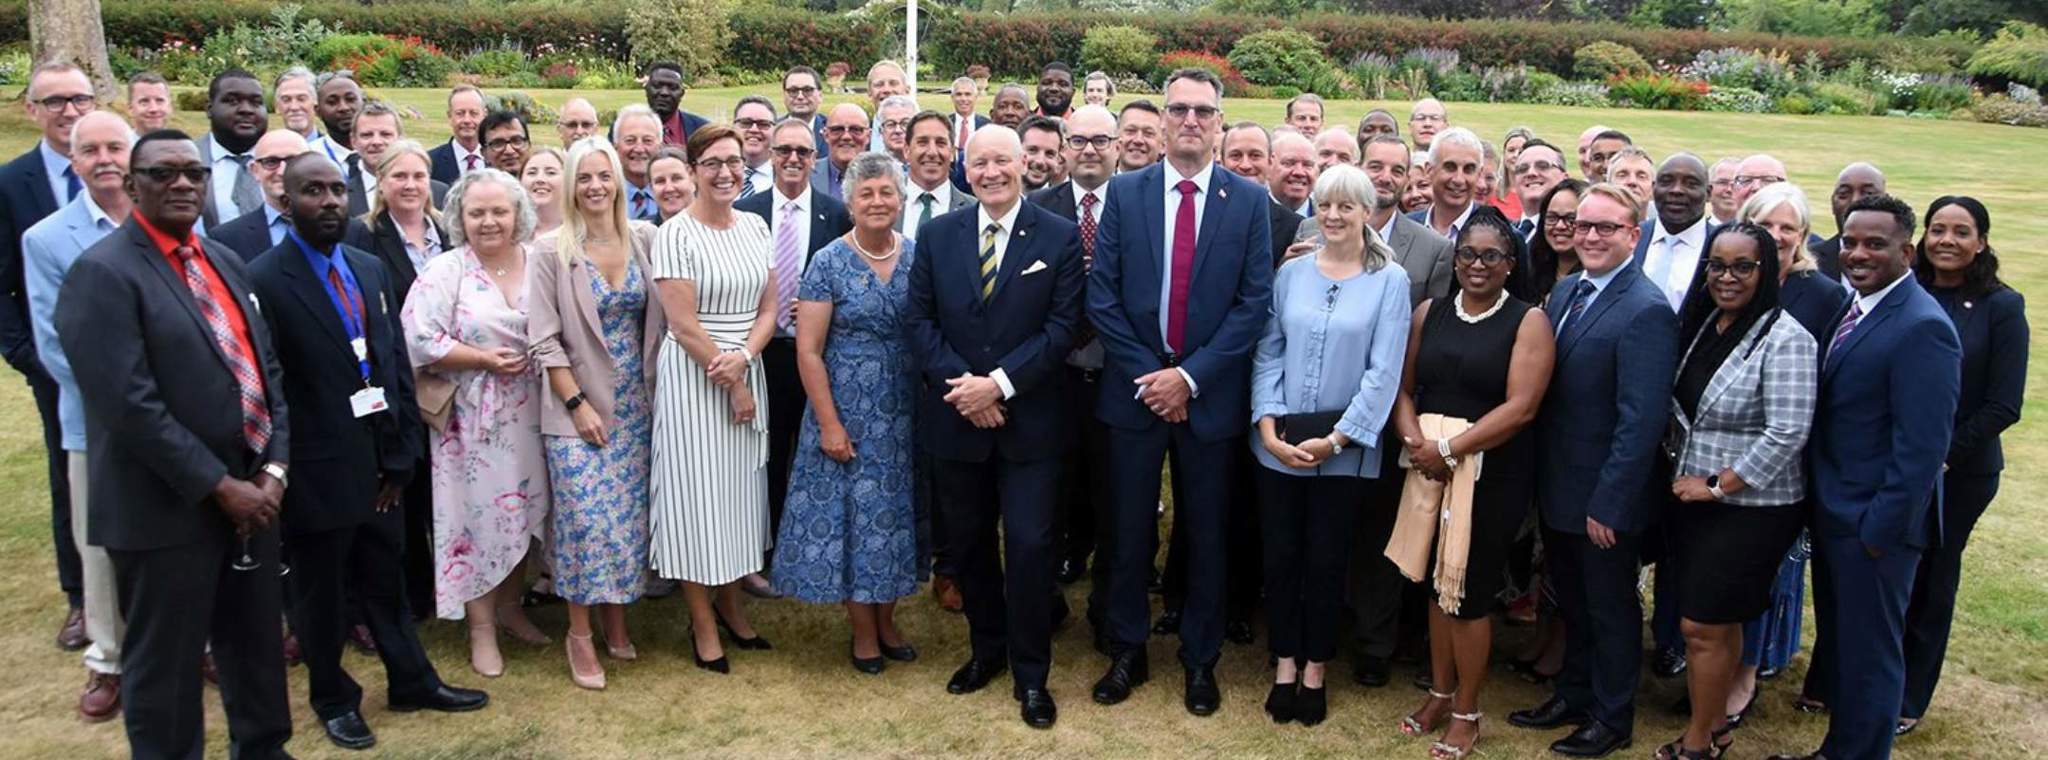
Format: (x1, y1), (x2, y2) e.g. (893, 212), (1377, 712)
(1161, 437), (1261, 624)
(284, 509), (443, 720)
(1258, 467), (1367, 663)
(1057, 366), (1109, 566)
(1103, 423), (1234, 667)
(401, 459), (434, 619)
(27, 369), (81, 608)
(934, 455), (1061, 693)
(1349, 443), (1418, 659)
(1901, 471), (1999, 719)
(110, 525), (291, 760)
(1544, 525), (1643, 733)
(764, 337), (803, 550)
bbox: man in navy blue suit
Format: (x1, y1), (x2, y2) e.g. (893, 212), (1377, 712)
(1767, 195), (1959, 760)
(1086, 68), (1273, 717)
(905, 125), (1084, 729)
(1509, 183), (1679, 757)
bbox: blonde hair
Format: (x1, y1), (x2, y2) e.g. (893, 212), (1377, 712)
(365, 139), (443, 226)
(1582, 182), (1644, 225)
(1739, 182), (1819, 273)
(556, 137), (633, 266)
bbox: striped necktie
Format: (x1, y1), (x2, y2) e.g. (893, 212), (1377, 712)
(1829, 301), (1864, 357)
(979, 223), (1000, 301)
(172, 245), (271, 452)
(1555, 278), (1596, 336)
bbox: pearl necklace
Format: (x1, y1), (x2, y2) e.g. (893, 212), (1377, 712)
(1454, 291), (1508, 323)
(851, 234), (899, 261)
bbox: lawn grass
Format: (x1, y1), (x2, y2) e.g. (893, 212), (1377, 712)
(0, 87), (2042, 758)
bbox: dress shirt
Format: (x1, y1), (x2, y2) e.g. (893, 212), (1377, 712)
(742, 162), (774, 197)
(262, 204), (291, 248)
(135, 213), (263, 399)
(453, 140), (483, 175)
(974, 201), (1025, 399)
(1642, 216), (1708, 311)
(901, 179), (955, 238)
(403, 219), (445, 274)
(1071, 181), (1106, 227)
(1425, 201), (1475, 239)
(624, 178), (659, 221)
(1290, 197), (1315, 218)
(38, 139), (72, 207)
(310, 134), (355, 178)
(1375, 212), (1398, 248)
(771, 186), (814, 338)
(1852, 272), (1912, 323)
(1157, 161), (1213, 396)
(1557, 264), (1624, 336)
(24, 193), (121, 451)
(204, 133), (258, 222)
(952, 113), (980, 147)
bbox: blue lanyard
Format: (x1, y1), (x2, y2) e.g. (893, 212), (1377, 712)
(289, 229), (371, 382)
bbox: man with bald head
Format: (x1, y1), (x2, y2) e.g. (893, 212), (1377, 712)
(428, 85), (487, 184)
(1732, 153), (1788, 207)
(1576, 124), (1610, 180)
(991, 84), (1032, 130)
(557, 98), (601, 147)
(21, 110), (134, 721)
(1633, 153), (1715, 311)
(1408, 98), (1447, 152)
(209, 129), (312, 261)
(1270, 132), (1318, 221)
(906, 124), (1085, 728)
(810, 103), (870, 201)
(1811, 162), (1886, 279)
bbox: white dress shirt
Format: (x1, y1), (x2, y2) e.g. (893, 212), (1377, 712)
(38, 140), (72, 208)
(1557, 264), (1625, 336)
(1425, 201), (1476, 240)
(1641, 216), (1709, 311)
(901, 179), (955, 238)
(452, 139), (484, 175)
(1157, 161), (1213, 395)
(203, 133), (259, 222)
(975, 201), (1025, 399)
(1852, 272), (1911, 323)
(1071, 181), (1105, 227)
(310, 133), (355, 178)
(742, 162), (774, 197)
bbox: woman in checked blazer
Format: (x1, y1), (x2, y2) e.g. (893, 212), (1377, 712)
(1658, 223), (1818, 760)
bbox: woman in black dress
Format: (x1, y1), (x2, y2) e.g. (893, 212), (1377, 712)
(1391, 207), (1555, 760)
(1514, 178), (1588, 305)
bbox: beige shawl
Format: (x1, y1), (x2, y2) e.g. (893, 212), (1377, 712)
(1384, 413), (1481, 615)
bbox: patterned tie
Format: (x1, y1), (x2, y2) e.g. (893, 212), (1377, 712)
(173, 245), (271, 453)
(1556, 278), (1597, 336)
(1078, 191), (1099, 270)
(463, 153), (479, 173)
(740, 167), (762, 199)
(62, 166), (81, 202)
(229, 154), (262, 216)
(958, 116), (971, 151)
(633, 190), (656, 221)
(773, 201), (803, 332)
(915, 192), (935, 238)
(1514, 218), (1535, 239)
(1829, 301), (1864, 358)
(979, 223), (1000, 301)
(1166, 179), (1198, 354)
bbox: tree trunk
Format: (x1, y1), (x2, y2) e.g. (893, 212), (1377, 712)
(27, 0), (117, 102)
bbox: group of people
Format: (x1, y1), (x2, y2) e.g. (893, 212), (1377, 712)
(0, 52), (2023, 760)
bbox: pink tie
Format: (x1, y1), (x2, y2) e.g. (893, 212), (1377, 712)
(958, 117), (971, 150)
(1166, 180), (1198, 355)
(773, 202), (803, 332)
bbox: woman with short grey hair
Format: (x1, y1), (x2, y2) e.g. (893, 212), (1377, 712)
(841, 151), (904, 199)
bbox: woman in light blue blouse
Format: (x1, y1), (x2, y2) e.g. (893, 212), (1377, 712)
(1250, 164), (1413, 726)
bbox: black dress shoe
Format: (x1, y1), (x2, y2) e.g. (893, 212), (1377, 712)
(1051, 595), (1071, 631)
(1056, 557), (1086, 585)
(388, 684), (490, 713)
(715, 612), (772, 650)
(1652, 648), (1688, 679)
(1294, 685), (1327, 726)
(1551, 720), (1631, 758)
(946, 657), (1006, 694)
(322, 710), (376, 750)
(1224, 619), (1256, 645)
(1091, 650), (1149, 705)
(1183, 664), (1221, 716)
(1353, 654), (1390, 687)
(692, 645), (731, 674)
(879, 640), (918, 662)
(1148, 567), (1165, 594)
(851, 643), (885, 675)
(1151, 609), (1182, 635)
(1508, 695), (1589, 729)
(1019, 687), (1057, 728)
(1264, 682), (1297, 724)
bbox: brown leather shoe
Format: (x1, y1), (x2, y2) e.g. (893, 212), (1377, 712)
(932, 575), (964, 613)
(348, 624), (380, 655)
(79, 671), (120, 722)
(57, 608), (88, 651)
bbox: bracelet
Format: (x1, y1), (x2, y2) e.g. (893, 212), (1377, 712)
(1436, 438), (1454, 459)
(1708, 483), (1727, 500)
(738, 347), (755, 364)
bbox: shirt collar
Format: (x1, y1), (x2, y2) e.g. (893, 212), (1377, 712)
(1427, 201), (1475, 236)
(1582, 263), (1624, 293)
(1856, 271), (1912, 314)
(773, 185), (810, 212)
(1376, 213), (1397, 246)
(132, 213), (200, 256)
(264, 204), (288, 228)
(37, 139), (68, 178)
(907, 178), (950, 204)
(204, 132), (247, 161)
(80, 191), (117, 229)
(1072, 180), (1103, 208)
(977, 200), (1023, 236)
(1653, 215), (1708, 247)
(1162, 161), (1213, 197)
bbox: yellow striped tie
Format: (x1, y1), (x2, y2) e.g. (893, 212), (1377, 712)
(979, 223), (999, 300)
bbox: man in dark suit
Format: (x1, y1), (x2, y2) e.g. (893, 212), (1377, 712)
(1809, 162), (1886, 281)
(1768, 195), (1960, 760)
(249, 155), (488, 749)
(780, 66), (831, 157)
(811, 104), (870, 203)
(1087, 69), (1273, 716)
(948, 76), (991, 164)
(427, 85), (488, 185)
(198, 69), (271, 231)
(1268, 131), (1317, 221)
(308, 71), (363, 180)
(645, 61), (709, 147)
(344, 103), (449, 218)
(1509, 183), (1679, 757)
(906, 125), (1085, 729)
(901, 111), (975, 240)
(209, 129), (311, 262)
(735, 117), (853, 596)
(56, 129), (293, 760)
(0, 61), (97, 649)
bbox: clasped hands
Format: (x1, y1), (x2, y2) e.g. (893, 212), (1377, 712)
(216, 471), (285, 535)
(706, 349), (758, 425)
(944, 374), (1007, 429)
(1134, 368), (1192, 423)
(1402, 435), (1454, 482)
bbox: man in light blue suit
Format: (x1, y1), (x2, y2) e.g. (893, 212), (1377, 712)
(1510, 183), (1679, 758)
(1086, 68), (1273, 717)
(1768, 195), (1959, 760)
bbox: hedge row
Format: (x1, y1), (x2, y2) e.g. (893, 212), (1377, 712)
(0, 1), (631, 59)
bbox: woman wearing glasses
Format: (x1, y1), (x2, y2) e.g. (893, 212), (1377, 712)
(1515, 179), (1588, 304)
(1391, 207), (1555, 760)
(648, 124), (778, 673)
(1659, 223), (1818, 760)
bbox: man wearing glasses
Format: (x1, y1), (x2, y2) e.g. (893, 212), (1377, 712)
(479, 109), (531, 175)
(208, 129), (312, 261)
(556, 98), (601, 148)
(1408, 98), (1448, 152)
(1511, 140), (1570, 240)
(780, 66), (830, 156)
(810, 103), (871, 202)
(733, 96), (778, 198)
(2, 62), (100, 657)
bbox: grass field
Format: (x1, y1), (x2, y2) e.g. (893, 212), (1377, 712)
(0, 86), (2042, 758)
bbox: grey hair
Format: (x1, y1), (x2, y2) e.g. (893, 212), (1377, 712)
(273, 66), (315, 97)
(879, 94), (919, 114)
(442, 168), (537, 247)
(614, 103), (661, 133)
(1605, 146), (1654, 178)
(950, 76), (977, 93)
(1312, 164), (1392, 271)
(841, 151), (905, 201)
(1426, 126), (1485, 165)
(69, 112), (137, 151)
(1738, 181), (1818, 273)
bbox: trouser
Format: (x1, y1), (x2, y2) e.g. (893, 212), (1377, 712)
(1258, 468), (1367, 663)
(1057, 366), (1109, 566)
(1349, 443), (1417, 658)
(763, 337), (803, 561)
(1814, 531), (1920, 760)
(284, 510), (443, 720)
(1545, 525), (1643, 734)
(1103, 423), (1233, 667)
(30, 371), (81, 608)
(1161, 438), (1261, 624)
(935, 455), (1061, 693)
(401, 456), (434, 619)
(69, 452), (123, 674)
(111, 525), (291, 760)
(1901, 472), (1998, 720)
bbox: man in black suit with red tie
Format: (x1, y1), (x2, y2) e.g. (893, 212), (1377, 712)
(57, 129), (293, 760)
(247, 155), (488, 750)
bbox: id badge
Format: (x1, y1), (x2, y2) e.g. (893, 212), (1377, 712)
(349, 386), (389, 418)
(350, 337), (368, 362)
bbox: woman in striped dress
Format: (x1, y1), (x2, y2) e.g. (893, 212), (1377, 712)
(649, 124), (777, 673)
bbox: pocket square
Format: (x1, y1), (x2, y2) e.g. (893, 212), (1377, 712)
(1021, 260), (1049, 275)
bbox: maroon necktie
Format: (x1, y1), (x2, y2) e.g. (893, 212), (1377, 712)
(1166, 180), (1198, 355)
(1078, 191), (1099, 270)
(174, 245), (272, 453)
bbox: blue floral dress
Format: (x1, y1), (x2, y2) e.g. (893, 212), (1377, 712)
(543, 259), (653, 605)
(773, 238), (920, 604)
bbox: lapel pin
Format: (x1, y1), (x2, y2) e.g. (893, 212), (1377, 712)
(1964, 301), (1974, 309)
(1219, 187), (1228, 199)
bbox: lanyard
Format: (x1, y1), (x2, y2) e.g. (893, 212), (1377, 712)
(289, 229), (371, 382)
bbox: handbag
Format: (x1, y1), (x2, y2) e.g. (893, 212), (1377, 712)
(411, 252), (462, 433)
(1276, 409), (1345, 446)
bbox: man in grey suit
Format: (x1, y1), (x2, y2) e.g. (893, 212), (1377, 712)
(900, 111), (974, 241)
(198, 69), (271, 230)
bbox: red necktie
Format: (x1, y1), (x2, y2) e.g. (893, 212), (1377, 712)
(463, 153), (478, 173)
(326, 267), (363, 333)
(958, 117), (971, 150)
(1166, 179), (1198, 355)
(1078, 192), (1099, 270)
(173, 245), (271, 453)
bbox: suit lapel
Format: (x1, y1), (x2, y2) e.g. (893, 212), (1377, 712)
(1188, 172), (1230, 291)
(129, 225), (236, 371)
(1558, 268), (1635, 361)
(806, 190), (832, 262)
(1693, 317), (1768, 422)
(567, 255), (608, 348)
(1824, 281), (1909, 378)
(988, 204), (1038, 302)
(280, 242), (356, 355)
(1388, 215), (1418, 267)
(374, 214), (419, 287)
(1135, 166), (1165, 307)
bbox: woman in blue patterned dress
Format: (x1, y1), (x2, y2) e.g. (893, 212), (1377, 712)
(774, 154), (921, 673)
(529, 138), (665, 689)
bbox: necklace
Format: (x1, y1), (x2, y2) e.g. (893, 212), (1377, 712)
(851, 234), (899, 261)
(1454, 290), (1508, 323)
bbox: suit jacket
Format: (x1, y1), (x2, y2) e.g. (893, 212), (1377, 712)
(1536, 265), (1679, 535)
(209, 206), (285, 263)
(528, 223), (667, 436)
(0, 146), (62, 374)
(1266, 198), (1303, 269)
(1384, 212), (1456, 307)
(898, 181), (975, 237)
(810, 160), (847, 202)
(904, 201), (1085, 462)
(1936, 285), (2027, 476)
(246, 237), (419, 535)
(1811, 235), (1842, 280)
(427, 140), (466, 185)
(1811, 277), (1960, 550)
(197, 135), (261, 231)
(343, 211), (447, 313)
(22, 194), (123, 453)
(734, 186), (854, 265)
(1086, 162), (1274, 442)
(1027, 181), (1078, 221)
(55, 222), (291, 551)
(347, 173), (449, 218)
(1670, 313), (1819, 507)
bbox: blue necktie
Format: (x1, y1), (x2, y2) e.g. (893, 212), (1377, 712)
(1557, 279), (1596, 336)
(62, 166), (81, 202)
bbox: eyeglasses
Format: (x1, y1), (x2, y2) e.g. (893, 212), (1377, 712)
(1543, 213), (1577, 229)
(1163, 103), (1221, 121)
(1571, 220), (1631, 238)
(1705, 260), (1762, 279)
(1066, 135), (1116, 151)
(1454, 249), (1513, 267)
(486, 136), (530, 151)
(693, 156), (746, 172)
(735, 118), (773, 130)
(1734, 174), (1784, 187)
(783, 86), (820, 97)
(34, 94), (96, 112)
(558, 120), (598, 131)
(771, 145), (816, 159)
(134, 166), (212, 184)
(252, 155), (294, 170)
(1709, 178), (1735, 189)
(1409, 113), (1446, 124)
(824, 125), (868, 136)
(1514, 160), (1562, 175)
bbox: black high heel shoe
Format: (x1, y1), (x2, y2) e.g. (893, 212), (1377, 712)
(850, 642), (885, 675)
(692, 642), (730, 674)
(879, 639), (917, 662)
(1294, 684), (1328, 726)
(715, 609), (772, 651)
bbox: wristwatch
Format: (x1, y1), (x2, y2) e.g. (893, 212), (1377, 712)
(1324, 434), (1344, 456)
(261, 462), (289, 490)
(564, 392), (586, 411)
(1707, 474), (1727, 501)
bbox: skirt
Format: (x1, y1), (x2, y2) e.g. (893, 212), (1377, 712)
(1675, 499), (1804, 624)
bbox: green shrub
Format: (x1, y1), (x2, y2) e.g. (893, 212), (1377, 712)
(1606, 72), (1709, 110)
(1717, 0), (1887, 38)
(0, 48), (28, 86)
(1969, 92), (2048, 127)
(1533, 81), (1611, 108)
(1808, 81), (1882, 114)
(174, 89), (211, 112)
(1703, 86), (1776, 112)
(1574, 41), (1650, 80)
(485, 91), (559, 125)
(1227, 29), (1334, 90)
(1680, 47), (1797, 96)
(1967, 22), (2048, 88)
(625, 0), (736, 80)
(1477, 64), (1541, 103)
(460, 47), (533, 79)
(1776, 94), (1818, 114)
(1081, 25), (1158, 78)
(1269, 85), (1301, 99)
(311, 34), (455, 88)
